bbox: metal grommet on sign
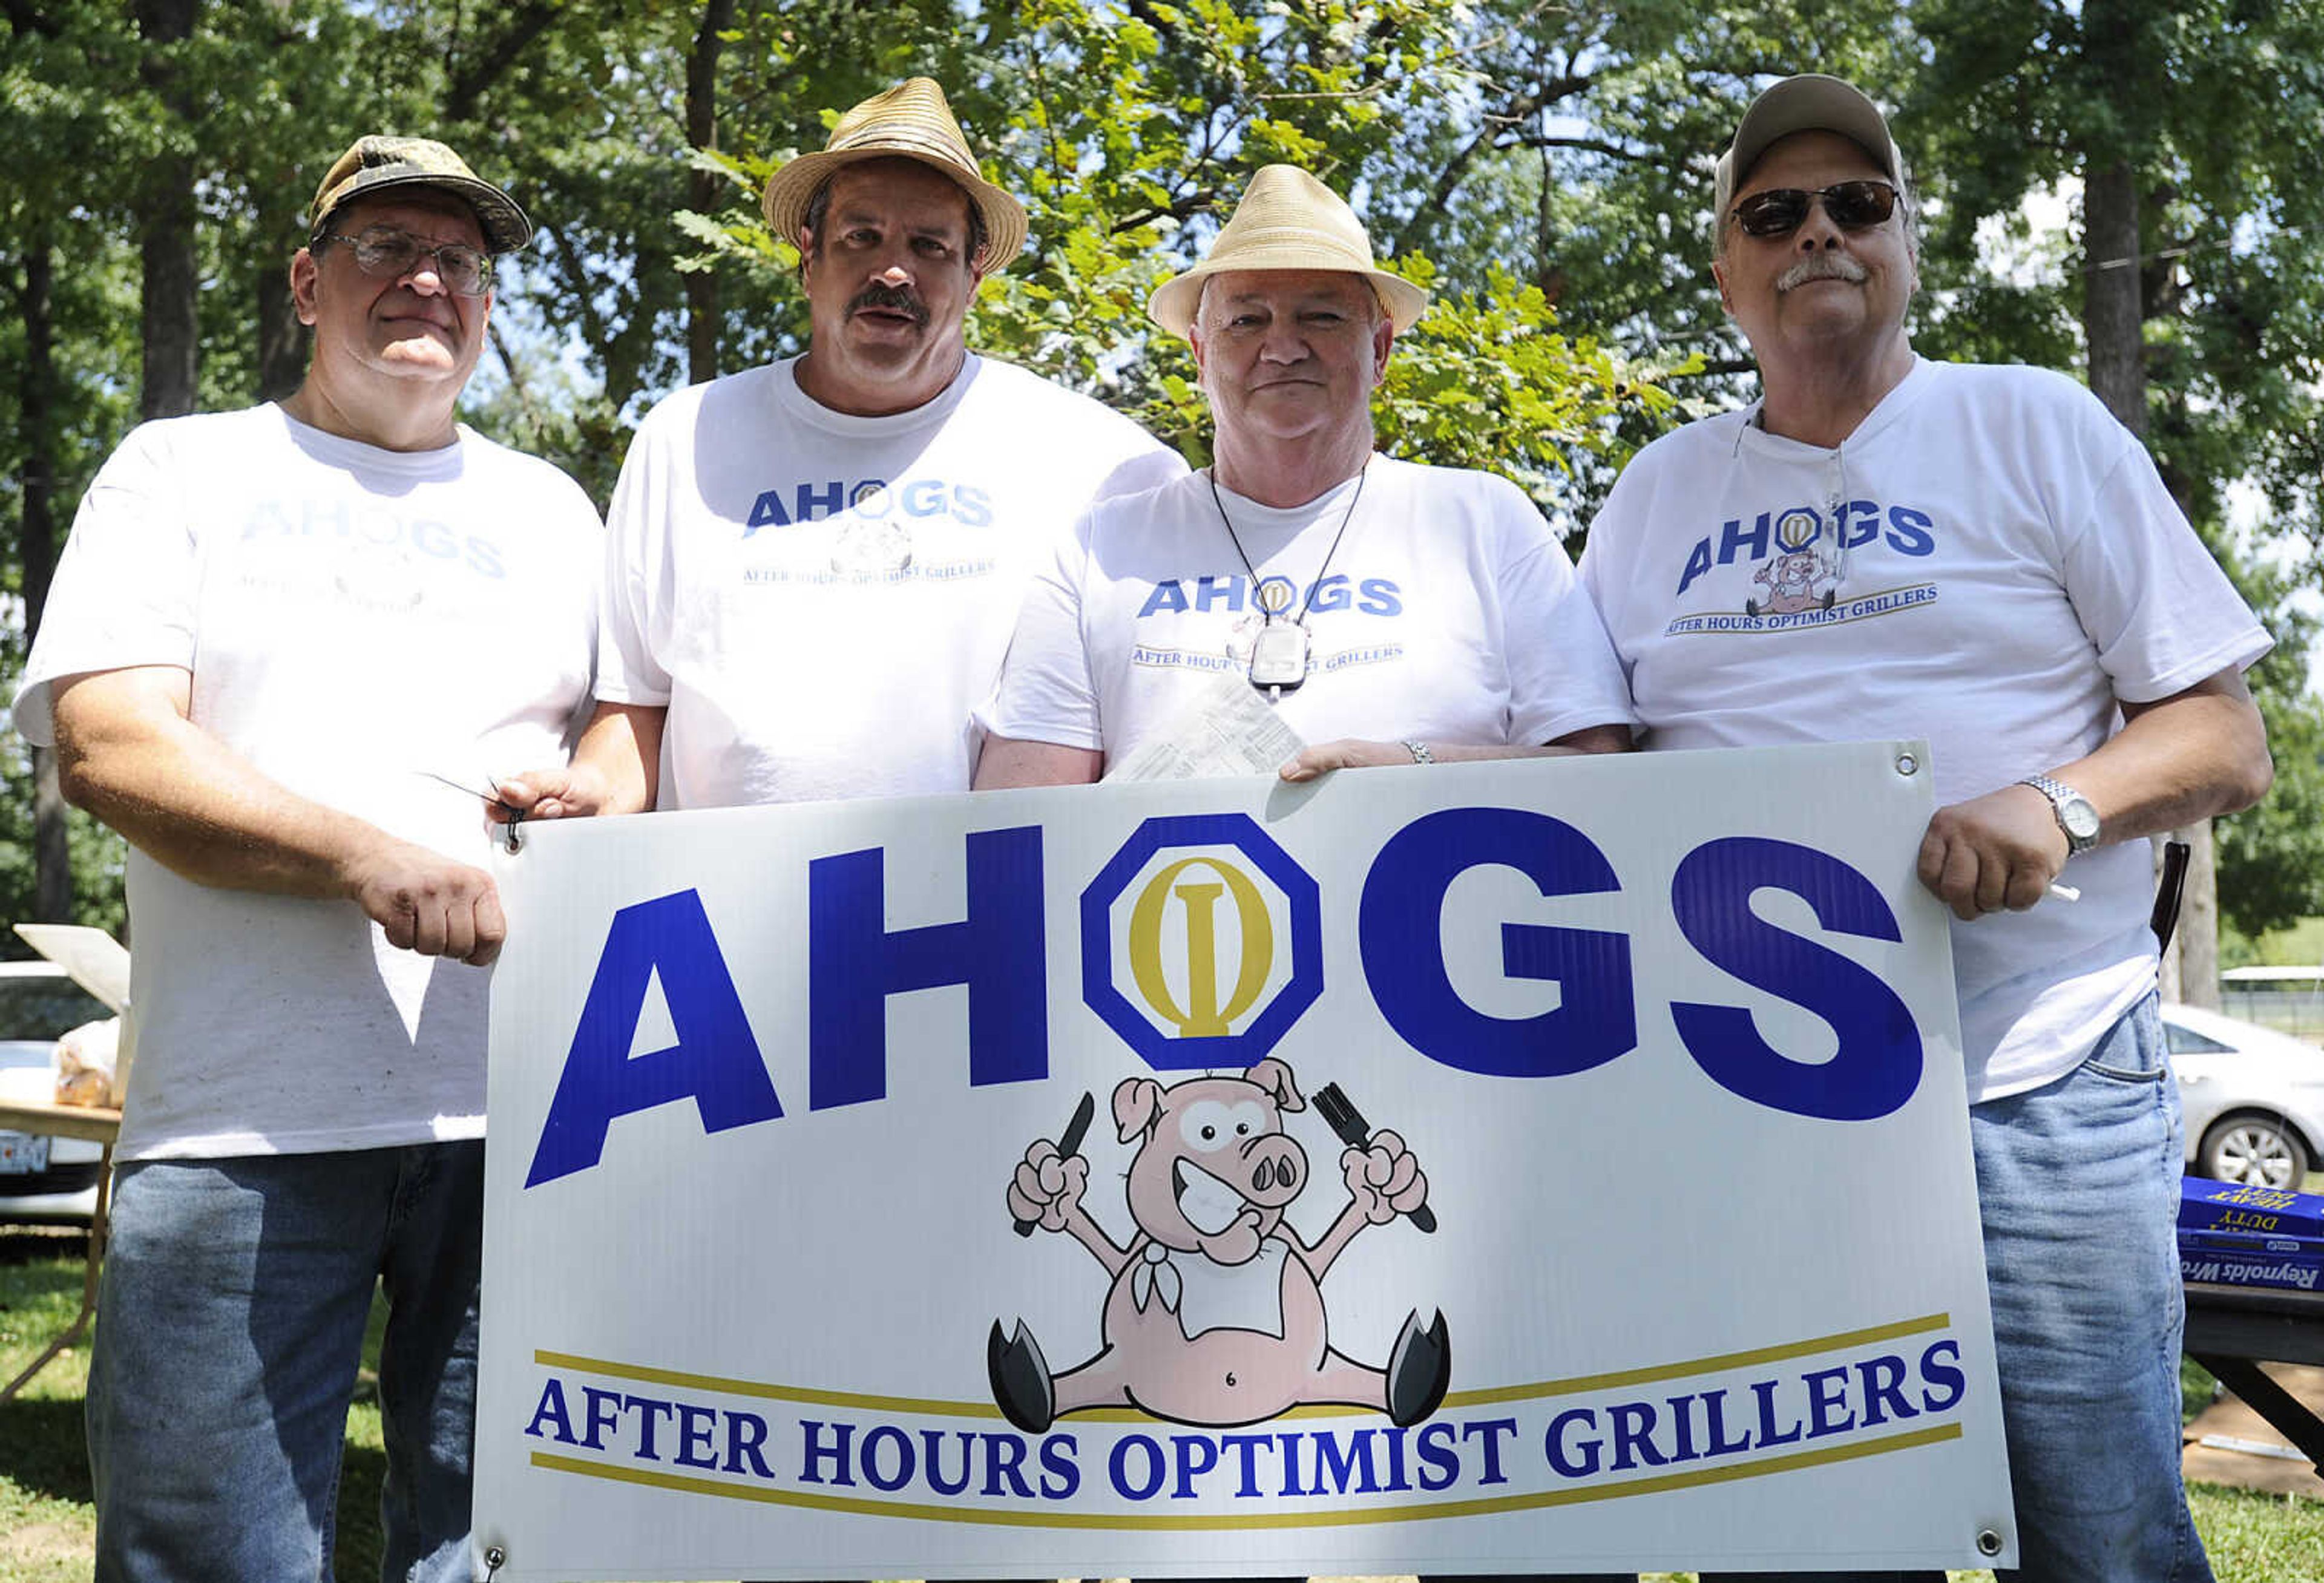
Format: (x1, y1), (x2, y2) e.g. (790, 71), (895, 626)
(483, 1544), (507, 1579)
(1896, 750), (1919, 776)
(1977, 1527), (2004, 1557)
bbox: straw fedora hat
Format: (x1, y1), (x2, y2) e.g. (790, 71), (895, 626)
(760, 77), (1028, 271)
(1148, 165), (1430, 339)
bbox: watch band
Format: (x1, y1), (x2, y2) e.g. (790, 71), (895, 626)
(2018, 774), (2100, 855)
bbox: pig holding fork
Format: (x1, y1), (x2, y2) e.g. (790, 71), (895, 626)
(987, 1057), (1448, 1431)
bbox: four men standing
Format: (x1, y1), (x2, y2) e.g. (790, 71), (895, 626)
(13, 67), (2282, 1583)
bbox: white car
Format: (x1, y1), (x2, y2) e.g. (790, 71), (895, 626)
(0, 960), (116, 1222)
(2164, 1001), (2324, 1190)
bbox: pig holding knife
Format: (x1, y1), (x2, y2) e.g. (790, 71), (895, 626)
(988, 1057), (1448, 1432)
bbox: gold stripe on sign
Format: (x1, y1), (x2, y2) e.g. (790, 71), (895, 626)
(533, 1351), (1008, 1420)
(1443, 1311), (1954, 1408)
(533, 1312), (1953, 1423)
(530, 1422), (1963, 1529)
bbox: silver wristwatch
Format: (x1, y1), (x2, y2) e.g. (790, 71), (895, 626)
(2019, 774), (2101, 855)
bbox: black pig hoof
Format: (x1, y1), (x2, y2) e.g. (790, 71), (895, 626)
(1385, 1309), (1451, 1426)
(988, 1319), (1057, 1434)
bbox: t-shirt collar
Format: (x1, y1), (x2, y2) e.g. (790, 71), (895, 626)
(1208, 455), (1377, 530)
(1737, 355), (1935, 457)
(778, 352), (983, 438)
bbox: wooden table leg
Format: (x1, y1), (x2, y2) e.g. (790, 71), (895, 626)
(2192, 1350), (2324, 1475)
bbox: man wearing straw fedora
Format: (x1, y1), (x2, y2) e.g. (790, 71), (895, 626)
(1581, 74), (2273, 1581)
(499, 77), (1179, 822)
(973, 163), (1633, 790)
(16, 135), (599, 1581)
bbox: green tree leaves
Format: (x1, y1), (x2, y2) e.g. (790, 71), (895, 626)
(7, 0), (2320, 940)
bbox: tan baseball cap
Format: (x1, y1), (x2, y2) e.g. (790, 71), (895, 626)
(1715, 75), (1908, 220)
(760, 77), (1028, 271)
(1147, 165), (1431, 340)
(308, 135), (533, 254)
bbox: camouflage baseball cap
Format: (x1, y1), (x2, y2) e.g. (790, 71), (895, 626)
(308, 135), (533, 254)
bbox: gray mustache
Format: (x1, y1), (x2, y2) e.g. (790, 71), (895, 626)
(849, 283), (929, 324)
(1777, 255), (1869, 291)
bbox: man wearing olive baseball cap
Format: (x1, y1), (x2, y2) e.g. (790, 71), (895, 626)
(976, 163), (1632, 798)
(1580, 74), (2270, 1580)
(307, 133), (536, 254)
(499, 76), (1179, 828)
(16, 131), (599, 1581)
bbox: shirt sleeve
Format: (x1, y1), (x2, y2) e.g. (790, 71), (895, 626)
(1492, 481), (1640, 745)
(2054, 408), (2271, 703)
(1575, 480), (1634, 664)
(1093, 437), (1190, 503)
(541, 471), (606, 746)
(591, 413), (674, 707)
(974, 510), (1105, 751)
(13, 423), (203, 746)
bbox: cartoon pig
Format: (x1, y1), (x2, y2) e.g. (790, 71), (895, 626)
(1747, 548), (1836, 615)
(987, 1058), (1448, 1432)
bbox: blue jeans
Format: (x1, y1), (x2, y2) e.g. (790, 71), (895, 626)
(88, 1143), (484, 1583)
(1704, 994), (2209, 1583)
(1969, 993), (2211, 1582)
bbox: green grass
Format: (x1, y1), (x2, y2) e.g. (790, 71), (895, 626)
(1, 1228), (97, 1583)
(0, 1226), (388, 1582)
(2222, 916), (2324, 970)
(5, 1228), (2322, 1582)
(1, 1228), (94, 1583)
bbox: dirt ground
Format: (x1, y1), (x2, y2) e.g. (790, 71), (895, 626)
(2182, 1362), (2324, 1499)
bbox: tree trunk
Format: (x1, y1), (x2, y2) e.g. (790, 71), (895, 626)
(2175, 821), (2222, 1011)
(684, 0), (735, 384)
(2078, 8), (2223, 1009)
(2079, 0), (2152, 436)
(14, 235), (73, 923)
(140, 171), (198, 419)
(32, 750), (71, 923)
(16, 241), (59, 633)
(256, 252), (307, 402)
(136, 0), (201, 420)
(2081, 160), (2145, 431)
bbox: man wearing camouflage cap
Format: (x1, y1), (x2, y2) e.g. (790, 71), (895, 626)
(499, 76), (1180, 823)
(15, 134), (600, 1581)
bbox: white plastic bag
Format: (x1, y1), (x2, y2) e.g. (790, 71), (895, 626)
(53, 1015), (122, 1107)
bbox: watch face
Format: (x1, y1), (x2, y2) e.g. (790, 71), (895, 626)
(2062, 796), (2101, 841)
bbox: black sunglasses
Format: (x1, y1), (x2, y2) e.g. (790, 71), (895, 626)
(1729, 180), (1900, 240)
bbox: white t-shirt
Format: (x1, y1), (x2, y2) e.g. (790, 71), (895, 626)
(597, 354), (1184, 808)
(979, 455), (1636, 758)
(14, 405), (601, 1159)
(1579, 358), (2270, 1101)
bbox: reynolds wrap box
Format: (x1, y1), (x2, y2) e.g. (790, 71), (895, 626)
(2180, 1228), (2324, 1260)
(2179, 1176), (2324, 1240)
(2180, 1178), (2324, 1290)
(2180, 1250), (2324, 1292)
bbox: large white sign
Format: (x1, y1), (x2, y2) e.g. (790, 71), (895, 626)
(475, 743), (2015, 1580)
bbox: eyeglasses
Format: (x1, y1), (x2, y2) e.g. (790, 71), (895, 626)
(1728, 180), (1900, 240)
(315, 226), (494, 297)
